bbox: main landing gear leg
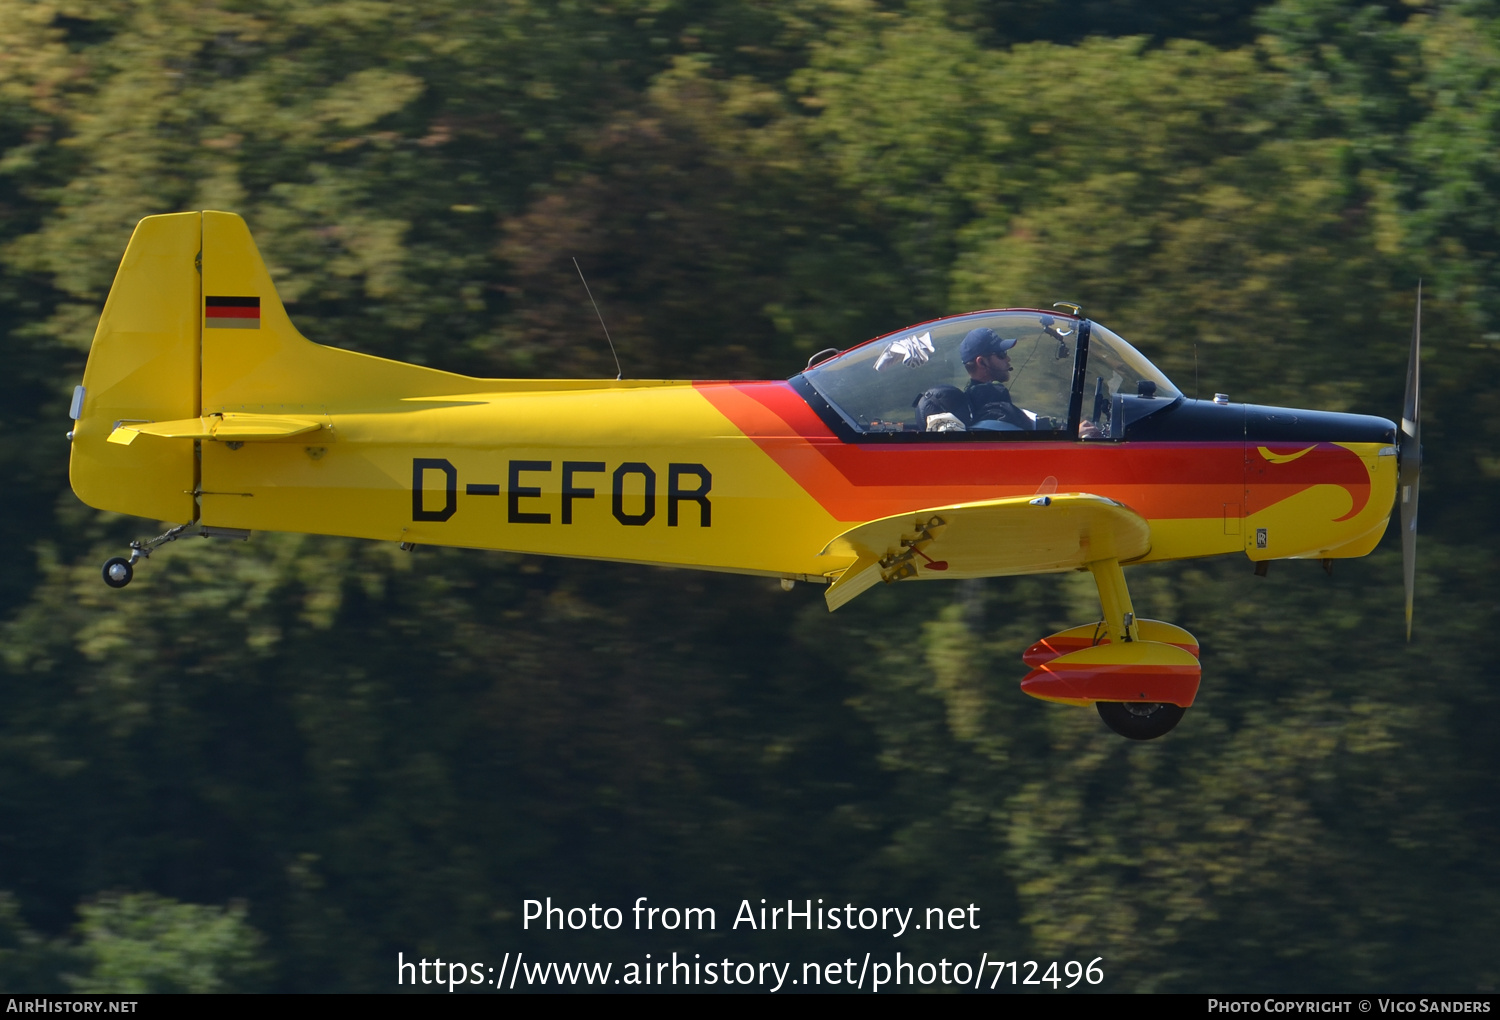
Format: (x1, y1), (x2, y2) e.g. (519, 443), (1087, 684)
(1087, 558), (1187, 740)
(1087, 558), (1140, 645)
(101, 522), (194, 588)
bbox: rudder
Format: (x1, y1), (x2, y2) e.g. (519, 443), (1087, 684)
(69, 212), (200, 524)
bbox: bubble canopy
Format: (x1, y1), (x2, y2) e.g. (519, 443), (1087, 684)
(796, 309), (1180, 441)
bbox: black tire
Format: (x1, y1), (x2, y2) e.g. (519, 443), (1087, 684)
(1096, 701), (1185, 740)
(102, 557), (133, 589)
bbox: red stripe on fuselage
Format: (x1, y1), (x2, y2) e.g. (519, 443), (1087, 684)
(697, 381), (1247, 523)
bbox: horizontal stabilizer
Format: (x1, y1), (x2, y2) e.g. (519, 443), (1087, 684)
(821, 493), (1150, 611)
(108, 413), (327, 445)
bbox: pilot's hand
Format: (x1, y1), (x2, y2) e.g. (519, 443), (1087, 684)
(1079, 421), (1104, 439)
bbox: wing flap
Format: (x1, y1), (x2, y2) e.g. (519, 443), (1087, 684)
(820, 493), (1150, 610)
(823, 551), (882, 612)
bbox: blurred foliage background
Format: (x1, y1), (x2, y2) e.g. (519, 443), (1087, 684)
(0, 0), (1497, 992)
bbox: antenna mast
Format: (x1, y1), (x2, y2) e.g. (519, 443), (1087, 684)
(573, 257), (622, 381)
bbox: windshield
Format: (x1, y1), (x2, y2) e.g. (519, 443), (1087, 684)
(803, 310), (1081, 436)
(1083, 322), (1180, 402)
(1080, 321), (1182, 438)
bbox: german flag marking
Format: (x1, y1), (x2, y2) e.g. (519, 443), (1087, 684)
(206, 295), (260, 329)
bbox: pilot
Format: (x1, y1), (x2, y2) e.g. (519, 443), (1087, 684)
(959, 327), (1033, 430)
(959, 326), (1103, 437)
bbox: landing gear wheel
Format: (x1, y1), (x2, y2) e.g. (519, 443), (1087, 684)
(102, 557), (133, 589)
(1096, 701), (1185, 740)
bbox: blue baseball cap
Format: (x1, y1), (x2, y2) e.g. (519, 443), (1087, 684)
(959, 327), (1018, 364)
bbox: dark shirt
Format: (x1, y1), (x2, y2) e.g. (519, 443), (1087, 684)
(966, 381), (1033, 429)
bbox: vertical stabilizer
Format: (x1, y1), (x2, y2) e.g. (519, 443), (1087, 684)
(74, 210), (490, 531)
(70, 212), (200, 523)
(198, 210), (471, 409)
(200, 210), (311, 410)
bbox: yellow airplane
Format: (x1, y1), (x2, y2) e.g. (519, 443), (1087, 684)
(68, 212), (1420, 739)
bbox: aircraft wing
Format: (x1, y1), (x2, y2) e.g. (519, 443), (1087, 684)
(820, 493), (1150, 610)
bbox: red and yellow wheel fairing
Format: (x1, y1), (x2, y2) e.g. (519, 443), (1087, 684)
(1022, 620), (1200, 668)
(1020, 641), (1203, 708)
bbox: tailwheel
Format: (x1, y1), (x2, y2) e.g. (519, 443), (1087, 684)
(101, 556), (133, 589)
(98, 522), (197, 587)
(1096, 701), (1185, 741)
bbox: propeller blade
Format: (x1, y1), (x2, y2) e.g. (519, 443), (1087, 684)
(1399, 283), (1421, 640)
